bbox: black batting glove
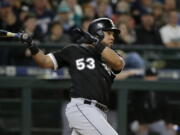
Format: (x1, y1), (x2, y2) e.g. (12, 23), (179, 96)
(72, 28), (99, 45)
(72, 28), (106, 54)
(20, 33), (39, 55)
(20, 33), (33, 47)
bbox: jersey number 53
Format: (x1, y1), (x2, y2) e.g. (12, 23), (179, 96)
(76, 58), (95, 70)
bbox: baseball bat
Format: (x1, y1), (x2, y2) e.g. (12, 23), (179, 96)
(0, 30), (22, 38)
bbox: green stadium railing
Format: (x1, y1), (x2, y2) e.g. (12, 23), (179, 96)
(1, 42), (180, 61)
(0, 41), (180, 51)
(0, 76), (180, 135)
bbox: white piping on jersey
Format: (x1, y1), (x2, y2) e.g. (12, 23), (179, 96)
(101, 63), (116, 76)
(47, 53), (58, 70)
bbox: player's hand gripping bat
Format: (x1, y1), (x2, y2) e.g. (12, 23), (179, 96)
(72, 28), (100, 45)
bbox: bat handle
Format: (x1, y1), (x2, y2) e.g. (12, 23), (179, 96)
(0, 30), (8, 36)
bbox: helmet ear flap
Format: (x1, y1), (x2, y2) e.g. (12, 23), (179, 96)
(96, 30), (104, 41)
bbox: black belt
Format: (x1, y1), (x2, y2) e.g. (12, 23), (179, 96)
(84, 99), (108, 112)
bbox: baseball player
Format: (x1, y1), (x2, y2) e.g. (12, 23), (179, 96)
(21, 18), (125, 135)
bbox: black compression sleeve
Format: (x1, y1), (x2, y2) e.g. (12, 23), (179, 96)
(28, 44), (39, 55)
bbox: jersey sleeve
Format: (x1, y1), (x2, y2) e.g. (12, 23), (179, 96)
(47, 45), (75, 70)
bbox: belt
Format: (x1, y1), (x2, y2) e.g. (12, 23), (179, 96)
(84, 99), (108, 112)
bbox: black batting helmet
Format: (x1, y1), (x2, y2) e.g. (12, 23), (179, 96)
(88, 18), (120, 40)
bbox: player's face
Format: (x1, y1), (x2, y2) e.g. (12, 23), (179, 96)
(101, 31), (115, 48)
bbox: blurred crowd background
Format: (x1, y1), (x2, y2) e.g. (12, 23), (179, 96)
(1, 0), (180, 135)
(0, 0), (180, 66)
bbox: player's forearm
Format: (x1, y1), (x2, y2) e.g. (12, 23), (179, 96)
(101, 47), (125, 71)
(32, 50), (53, 69)
(32, 50), (47, 67)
